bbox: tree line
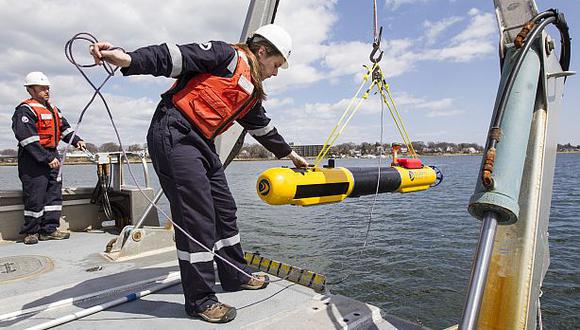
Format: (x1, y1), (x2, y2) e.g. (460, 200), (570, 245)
(236, 142), (580, 159)
(238, 141), (486, 159)
(1, 142), (579, 158)
(0, 142), (146, 156)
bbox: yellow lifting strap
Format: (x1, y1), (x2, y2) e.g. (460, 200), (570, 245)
(314, 62), (379, 166)
(313, 61), (417, 167)
(375, 65), (418, 158)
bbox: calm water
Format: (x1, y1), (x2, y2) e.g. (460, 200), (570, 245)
(1, 154), (578, 328)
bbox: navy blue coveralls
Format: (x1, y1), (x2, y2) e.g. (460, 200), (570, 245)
(11, 101), (81, 235)
(121, 41), (293, 313)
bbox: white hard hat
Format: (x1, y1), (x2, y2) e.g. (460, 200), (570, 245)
(24, 71), (51, 86)
(252, 24), (292, 69)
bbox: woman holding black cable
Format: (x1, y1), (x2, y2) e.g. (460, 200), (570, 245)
(90, 24), (307, 324)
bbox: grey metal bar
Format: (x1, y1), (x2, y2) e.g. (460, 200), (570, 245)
(133, 189), (164, 230)
(239, 0), (279, 41)
(112, 153), (123, 191)
(460, 211), (499, 329)
(215, 0), (280, 166)
(140, 153), (150, 188)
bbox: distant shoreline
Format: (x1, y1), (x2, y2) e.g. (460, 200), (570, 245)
(0, 159), (148, 166)
(1, 151), (578, 166)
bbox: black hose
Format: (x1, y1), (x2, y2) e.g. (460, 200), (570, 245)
(90, 164), (114, 221)
(270, 0), (280, 24)
(491, 17), (555, 141)
(533, 9), (572, 72)
(100, 170), (113, 221)
(110, 202), (129, 229)
(488, 9), (571, 150)
(551, 9), (571, 72)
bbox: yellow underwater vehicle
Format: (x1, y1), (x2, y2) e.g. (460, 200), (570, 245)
(257, 145), (443, 206)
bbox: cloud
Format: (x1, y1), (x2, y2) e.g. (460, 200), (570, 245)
(389, 93), (462, 117)
(265, 62), (322, 92)
(419, 8), (496, 62)
(0, 0), (249, 78)
(426, 109), (464, 117)
(452, 8), (496, 44)
(273, 6), (496, 93)
(413, 129), (450, 140)
(264, 97), (295, 109)
(423, 16), (464, 45)
(385, 0), (431, 10)
(422, 39), (495, 62)
(265, 0), (340, 91)
(321, 42), (370, 78)
(0, 0), (250, 149)
(55, 93), (158, 147)
(0, 1), (498, 150)
(0, 75), (158, 149)
(264, 92), (461, 145)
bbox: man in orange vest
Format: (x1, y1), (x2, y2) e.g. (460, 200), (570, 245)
(11, 72), (87, 245)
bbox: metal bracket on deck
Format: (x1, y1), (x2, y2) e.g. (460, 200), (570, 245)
(104, 224), (175, 261)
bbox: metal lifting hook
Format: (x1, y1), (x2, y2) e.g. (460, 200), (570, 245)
(369, 26), (384, 63)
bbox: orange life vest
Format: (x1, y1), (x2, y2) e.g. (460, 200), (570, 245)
(21, 98), (62, 148)
(171, 47), (258, 140)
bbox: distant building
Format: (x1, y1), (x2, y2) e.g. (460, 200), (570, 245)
(238, 150), (250, 158)
(462, 147), (478, 154)
(0, 155), (18, 163)
(291, 144), (323, 158)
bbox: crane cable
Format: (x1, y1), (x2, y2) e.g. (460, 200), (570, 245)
(373, 0), (379, 43)
(326, 0), (409, 286)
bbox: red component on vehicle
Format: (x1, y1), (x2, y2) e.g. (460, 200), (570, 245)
(397, 158), (423, 169)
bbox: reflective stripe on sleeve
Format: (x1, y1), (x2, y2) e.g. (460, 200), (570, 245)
(61, 128), (74, 137)
(20, 135), (40, 147)
(166, 43), (183, 78)
(248, 124), (274, 137)
(24, 209), (44, 218)
(44, 205), (62, 212)
(214, 233), (240, 251)
(177, 249), (214, 263)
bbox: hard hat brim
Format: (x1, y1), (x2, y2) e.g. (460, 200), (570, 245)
(24, 83), (51, 87)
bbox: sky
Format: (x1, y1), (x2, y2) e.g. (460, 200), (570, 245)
(0, 0), (578, 150)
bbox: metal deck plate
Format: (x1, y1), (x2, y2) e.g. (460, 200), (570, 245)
(0, 255), (53, 283)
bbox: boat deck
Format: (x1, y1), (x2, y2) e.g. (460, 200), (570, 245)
(0, 232), (417, 329)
